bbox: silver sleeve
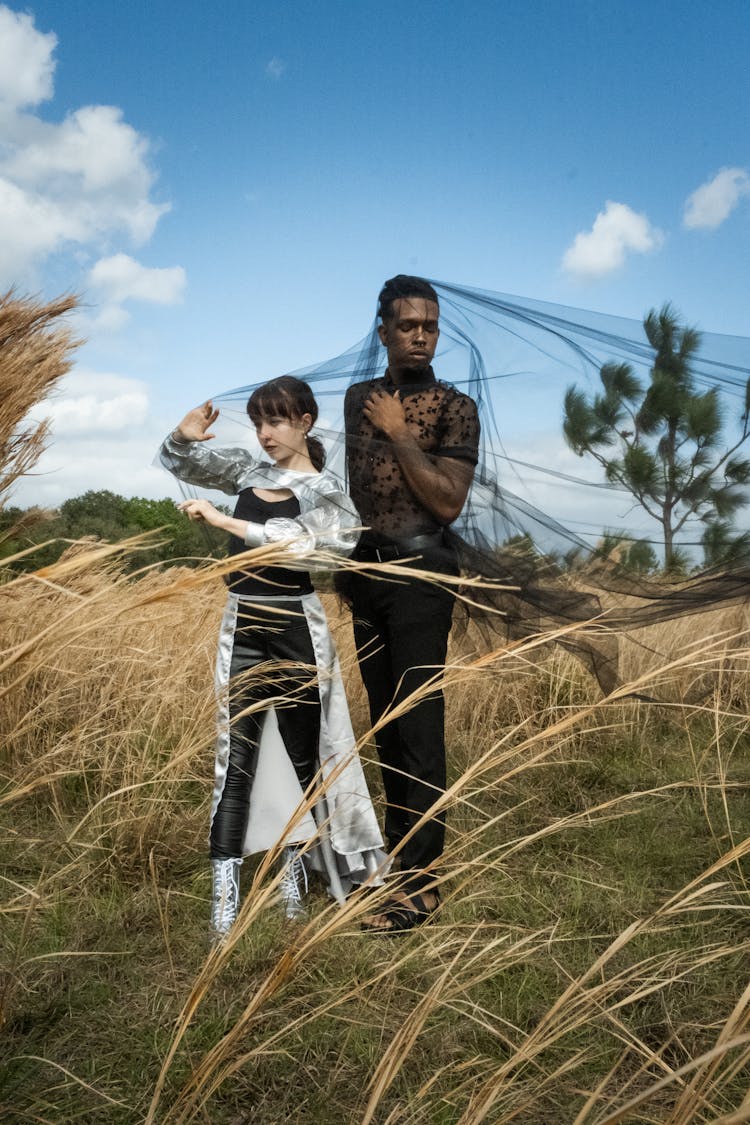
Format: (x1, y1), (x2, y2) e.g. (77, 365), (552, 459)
(158, 433), (256, 495)
(264, 488), (361, 561)
(243, 522), (266, 547)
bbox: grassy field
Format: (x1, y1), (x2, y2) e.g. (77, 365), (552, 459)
(2, 545), (750, 1125)
(3, 292), (750, 1123)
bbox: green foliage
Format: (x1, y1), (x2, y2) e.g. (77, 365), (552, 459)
(1, 489), (226, 572)
(503, 531), (537, 554)
(563, 302), (750, 570)
(595, 530), (658, 575)
(701, 519), (750, 567)
(0, 506), (33, 560)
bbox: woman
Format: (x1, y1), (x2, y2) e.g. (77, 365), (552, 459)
(160, 376), (385, 939)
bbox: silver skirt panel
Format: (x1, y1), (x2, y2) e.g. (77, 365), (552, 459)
(211, 592), (387, 901)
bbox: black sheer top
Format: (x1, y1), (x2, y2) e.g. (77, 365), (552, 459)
(343, 368), (480, 539)
(227, 490), (313, 597)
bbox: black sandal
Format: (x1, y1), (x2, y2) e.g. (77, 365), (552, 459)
(361, 892), (441, 935)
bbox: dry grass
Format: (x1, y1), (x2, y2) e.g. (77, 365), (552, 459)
(0, 290), (79, 499)
(3, 544), (750, 1123)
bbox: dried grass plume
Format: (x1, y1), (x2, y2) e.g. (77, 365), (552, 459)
(0, 289), (80, 503)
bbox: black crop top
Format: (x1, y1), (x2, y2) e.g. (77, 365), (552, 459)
(226, 489), (313, 597)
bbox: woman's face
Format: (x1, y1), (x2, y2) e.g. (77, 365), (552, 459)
(253, 411), (312, 467)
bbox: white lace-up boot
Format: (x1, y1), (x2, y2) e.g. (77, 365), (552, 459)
(279, 845), (308, 919)
(210, 857), (242, 940)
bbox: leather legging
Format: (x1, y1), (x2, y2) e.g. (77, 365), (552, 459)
(210, 601), (321, 860)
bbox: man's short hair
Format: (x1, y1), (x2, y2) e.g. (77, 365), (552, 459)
(377, 275), (439, 322)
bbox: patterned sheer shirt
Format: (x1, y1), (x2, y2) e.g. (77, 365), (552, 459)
(343, 368), (480, 540)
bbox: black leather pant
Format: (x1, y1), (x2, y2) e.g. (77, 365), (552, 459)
(349, 547), (457, 893)
(210, 601), (321, 860)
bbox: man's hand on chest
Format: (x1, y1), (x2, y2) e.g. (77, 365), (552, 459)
(362, 388), (411, 442)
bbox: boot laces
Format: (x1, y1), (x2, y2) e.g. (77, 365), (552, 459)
(279, 846), (308, 911)
(212, 859), (240, 934)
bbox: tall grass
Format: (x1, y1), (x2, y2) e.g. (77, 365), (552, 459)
(3, 545), (750, 1123)
(3, 292), (750, 1122)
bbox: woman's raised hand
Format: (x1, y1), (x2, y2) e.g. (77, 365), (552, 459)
(174, 401), (220, 442)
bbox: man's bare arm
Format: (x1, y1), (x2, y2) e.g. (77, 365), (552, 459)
(391, 433), (474, 523)
(363, 389), (474, 524)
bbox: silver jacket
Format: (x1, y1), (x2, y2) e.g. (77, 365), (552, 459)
(159, 433), (361, 557)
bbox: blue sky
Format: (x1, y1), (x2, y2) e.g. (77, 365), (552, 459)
(3, 0), (749, 520)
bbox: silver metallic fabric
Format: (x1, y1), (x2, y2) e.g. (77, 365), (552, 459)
(159, 433), (386, 900)
(159, 433), (361, 557)
(212, 591), (388, 901)
(242, 520), (266, 547)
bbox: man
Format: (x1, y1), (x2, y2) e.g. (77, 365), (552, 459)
(341, 275), (480, 933)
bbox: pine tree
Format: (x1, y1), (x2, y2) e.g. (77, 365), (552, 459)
(563, 304), (750, 571)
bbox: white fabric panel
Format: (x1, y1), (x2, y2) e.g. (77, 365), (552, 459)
(211, 592), (388, 901)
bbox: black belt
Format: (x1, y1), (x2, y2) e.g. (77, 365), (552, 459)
(356, 532), (445, 563)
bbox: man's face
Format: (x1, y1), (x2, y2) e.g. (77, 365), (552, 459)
(377, 297), (440, 372)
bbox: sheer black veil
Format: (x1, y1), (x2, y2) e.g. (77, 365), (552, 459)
(202, 279), (750, 693)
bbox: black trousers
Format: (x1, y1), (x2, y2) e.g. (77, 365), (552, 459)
(210, 601), (321, 860)
(349, 548), (457, 893)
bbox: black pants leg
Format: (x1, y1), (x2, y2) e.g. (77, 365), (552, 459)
(210, 602), (321, 860)
(351, 612), (407, 851)
(351, 553), (456, 893)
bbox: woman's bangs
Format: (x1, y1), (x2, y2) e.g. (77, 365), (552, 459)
(247, 385), (297, 423)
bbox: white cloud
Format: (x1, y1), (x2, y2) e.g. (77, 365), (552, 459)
(90, 252), (185, 306)
(86, 253), (185, 332)
(13, 369), (173, 508)
(0, 177), (72, 277)
(89, 303), (131, 333)
(13, 437), (175, 508)
(683, 167), (750, 230)
(0, 5), (170, 288)
(34, 370), (150, 436)
(561, 201), (664, 280)
(0, 5), (56, 109)
(265, 57), (286, 80)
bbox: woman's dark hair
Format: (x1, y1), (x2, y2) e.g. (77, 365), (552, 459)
(377, 275), (440, 322)
(246, 375), (325, 470)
